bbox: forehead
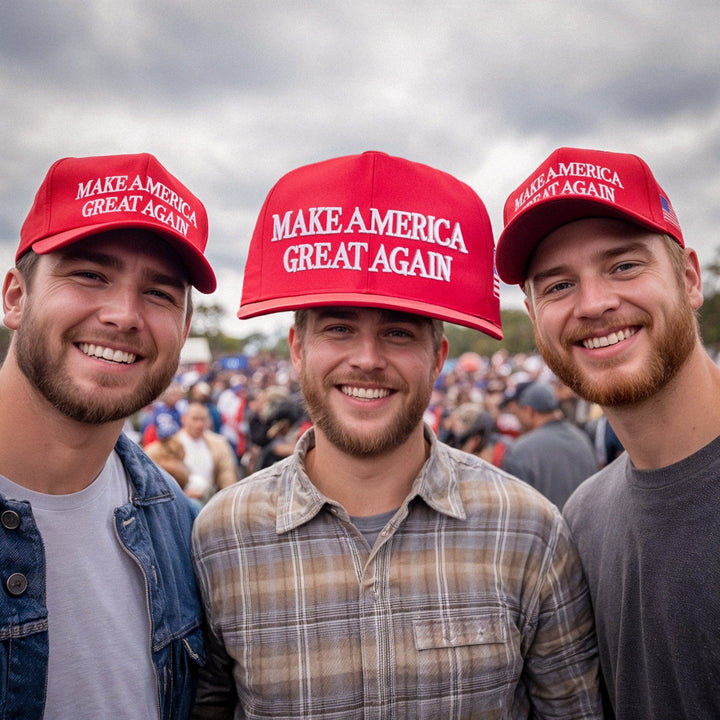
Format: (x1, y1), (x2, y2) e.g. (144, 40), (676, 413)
(308, 306), (431, 326)
(186, 405), (209, 417)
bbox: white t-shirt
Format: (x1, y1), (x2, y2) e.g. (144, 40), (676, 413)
(0, 452), (158, 719)
(177, 429), (214, 500)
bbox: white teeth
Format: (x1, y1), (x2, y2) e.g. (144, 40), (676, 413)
(79, 343), (137, 364)
(341, 385), (391, 400)
(583, 328), (636, 349)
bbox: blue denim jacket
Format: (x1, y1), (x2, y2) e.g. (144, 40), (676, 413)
(0, 432), (205, 719)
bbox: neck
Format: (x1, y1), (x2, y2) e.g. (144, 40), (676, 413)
(304, 424), (429, 516)
(604, 344), (720, 470)
(0, 357), (125, 493)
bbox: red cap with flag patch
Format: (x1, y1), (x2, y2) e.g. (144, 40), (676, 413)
(19, 153), (216, 293)
(496, 147), (684, 285)
(238, 151), (502, 339)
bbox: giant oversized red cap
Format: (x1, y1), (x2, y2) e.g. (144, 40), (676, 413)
(19, 153), (216, 293)
(238, 151), (502, 339)
(496, 147), (684, 285)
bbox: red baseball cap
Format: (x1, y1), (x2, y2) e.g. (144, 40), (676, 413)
(238, 151), (502, 339)
(496, 147), (684, 285)
(19, 153), (216, 293)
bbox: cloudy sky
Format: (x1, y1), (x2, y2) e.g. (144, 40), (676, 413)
(2, 1), (719, 339)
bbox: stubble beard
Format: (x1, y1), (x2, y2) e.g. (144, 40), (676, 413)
(14, 302), (178, 425)
(534, 295), (699, 407)
(299, 365), (432, 458)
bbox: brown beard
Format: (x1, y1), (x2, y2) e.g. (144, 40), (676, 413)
(299, 367), (432, 458)
(14, 296), (179, 425)
(535, 292), (699, 407)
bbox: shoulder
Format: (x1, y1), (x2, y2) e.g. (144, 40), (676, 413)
(202, 430), (235, 453)
(116, 433), (198, 519)
(439, 442), (564, 528)
(193, 458), (290, 537)
(563, 453), (627, 528)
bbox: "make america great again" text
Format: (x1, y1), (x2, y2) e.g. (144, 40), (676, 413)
(76, 174), (199, 237)
(514, 162), (625, 212)
(269, 206), (469, 282)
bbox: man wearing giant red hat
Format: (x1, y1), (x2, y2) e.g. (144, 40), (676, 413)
(0, 153), (215, 719)
(192, 151), (601, 719)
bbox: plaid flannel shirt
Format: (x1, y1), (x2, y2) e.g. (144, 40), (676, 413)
(192, 426), (601, 719)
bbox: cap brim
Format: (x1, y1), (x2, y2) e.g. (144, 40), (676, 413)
(497, 197), (668, 286)
(29, 221), (217, 293)
(238, 292), (503, 339)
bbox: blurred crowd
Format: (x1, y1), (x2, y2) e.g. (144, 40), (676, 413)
(126, 347), (623, 508)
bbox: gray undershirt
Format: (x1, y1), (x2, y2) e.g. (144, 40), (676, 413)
(350, 508), (398, 547)
(0, 452), (159, 719)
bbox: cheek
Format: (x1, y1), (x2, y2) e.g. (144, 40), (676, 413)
(532, 303), (565, 339)
(151, 315), (187, 344)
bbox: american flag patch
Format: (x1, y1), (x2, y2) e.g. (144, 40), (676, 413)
(660, 195), (681, 230)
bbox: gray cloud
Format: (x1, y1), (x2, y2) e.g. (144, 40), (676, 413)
(2, 0), (719, 336)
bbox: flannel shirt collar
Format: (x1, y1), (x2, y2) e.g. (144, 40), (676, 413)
(276, 424), (466, 535)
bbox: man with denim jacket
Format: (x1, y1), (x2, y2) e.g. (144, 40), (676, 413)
(0, 153), (216, 719)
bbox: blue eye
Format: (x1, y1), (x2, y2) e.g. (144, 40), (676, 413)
(545, 281), (572, 295)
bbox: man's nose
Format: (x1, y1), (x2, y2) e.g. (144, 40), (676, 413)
(96, 286), (145, 332)
(574, 276), (621, 319)
(349, 334), (388, 371)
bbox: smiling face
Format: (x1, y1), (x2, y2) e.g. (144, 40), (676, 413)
(524, 218), (702, 407)
(289, 307), (448, 458)
(4, 229), (191, 424)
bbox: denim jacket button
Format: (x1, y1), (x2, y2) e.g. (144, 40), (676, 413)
(1, 510), (20, 530)
(6, 573), (28, 596)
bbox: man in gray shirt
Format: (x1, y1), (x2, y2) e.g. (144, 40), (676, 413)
(501, 381), (598, 508)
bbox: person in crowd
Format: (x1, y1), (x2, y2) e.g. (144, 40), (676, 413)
(181, 381), (224, 433)
(144, 414), (192, 488)
(496, 145), (720, 718)
(191, 151), (601, 718)
(176, 400), (239, 505)
(583, 414), (624, 469)
(252, 394), (308, 470)
(215, 376), (249, 463)
(140, 380), (185, 445)
(442, 401), (501, 463)
(0, 153), (216, 718)
(501, 381), (598, 508)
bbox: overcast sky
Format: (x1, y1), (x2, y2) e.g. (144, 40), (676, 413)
(2, 1), (719, 340)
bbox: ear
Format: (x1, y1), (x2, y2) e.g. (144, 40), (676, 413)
(2, 268), (27, 330)
(524, 294), (536, 323)
(683, 248), (704, 310)
(182, 314), (192, 343)
(432, 336), (450, 380)
(288, 325), (303, 372)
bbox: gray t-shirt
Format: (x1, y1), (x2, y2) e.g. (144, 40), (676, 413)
(0, 452), (158, 719)
(564, 435), (720, 718)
